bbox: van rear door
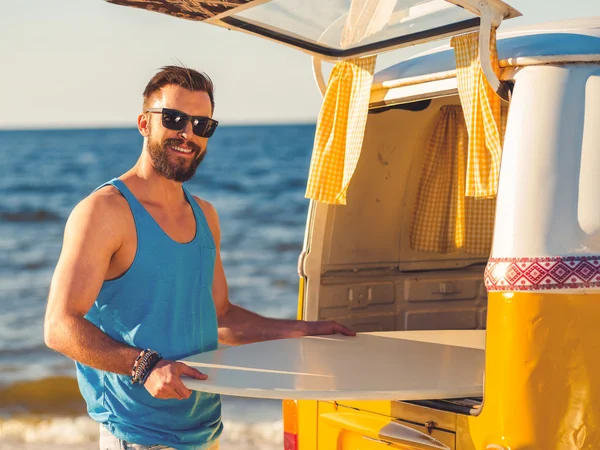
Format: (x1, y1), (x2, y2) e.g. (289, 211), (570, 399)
(105, 0), (520, 62)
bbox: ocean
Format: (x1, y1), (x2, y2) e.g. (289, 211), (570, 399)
(0, 125), (316, 449)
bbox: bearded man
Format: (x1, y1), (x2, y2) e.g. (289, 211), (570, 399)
(44, 65), (354, 450)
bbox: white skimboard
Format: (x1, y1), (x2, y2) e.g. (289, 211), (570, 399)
(180, 331), (485, 400)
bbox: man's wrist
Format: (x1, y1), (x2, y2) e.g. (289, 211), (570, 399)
(131, 348), (162, 384)
(292, 319), (310, 337)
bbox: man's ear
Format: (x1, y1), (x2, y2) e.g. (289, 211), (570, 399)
(138, 113), (150, 137)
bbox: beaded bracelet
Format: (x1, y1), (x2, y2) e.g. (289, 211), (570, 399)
(132, 349), (161, 384)
(131, 349), (162, 385)
(131, 349), (149, 380)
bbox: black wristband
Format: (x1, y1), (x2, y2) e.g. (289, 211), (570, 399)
(140, 352), (162, 385)
(131, 349), (162, 384)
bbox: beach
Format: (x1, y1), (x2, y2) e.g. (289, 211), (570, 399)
(0, 414), (284, 450)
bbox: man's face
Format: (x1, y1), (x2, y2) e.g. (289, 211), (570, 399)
(145, 85), (212, 182)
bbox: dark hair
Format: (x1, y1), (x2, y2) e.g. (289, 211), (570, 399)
(143, 65), (215, 113)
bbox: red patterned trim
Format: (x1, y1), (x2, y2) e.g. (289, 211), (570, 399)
(485, 256), (600, 291)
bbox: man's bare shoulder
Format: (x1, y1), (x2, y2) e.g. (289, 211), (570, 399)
(76, 185), (128, 218)
(66, 186), (130, 241)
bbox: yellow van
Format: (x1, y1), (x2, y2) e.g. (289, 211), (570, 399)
(286, 15), (600, 450)
(105, 1), (600, 448)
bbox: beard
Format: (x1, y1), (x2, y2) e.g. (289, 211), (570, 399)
(146, 134), (206, 183)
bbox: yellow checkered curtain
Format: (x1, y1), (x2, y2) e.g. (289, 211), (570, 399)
(305, 56), (376, 205)
(410, 105), (508, 255)
(451, 30), (503, 198)
(411, 106), (468, 254)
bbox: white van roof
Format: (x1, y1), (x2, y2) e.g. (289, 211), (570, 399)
(374, 17), (600, 84)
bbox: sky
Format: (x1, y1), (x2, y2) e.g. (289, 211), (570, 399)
(1, 0), (599, 129)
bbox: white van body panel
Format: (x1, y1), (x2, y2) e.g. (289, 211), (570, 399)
(493, 64), (600, 259)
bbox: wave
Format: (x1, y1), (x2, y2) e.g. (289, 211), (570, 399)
(0, 210), (62, 223)
(0, 416), (283, 449)
(0, 377), (86, 416)
(0, 416), (98, 447)
(0, 344), (50, 358)
(0, 377), (283, 448)
(0, 416), (283, 450)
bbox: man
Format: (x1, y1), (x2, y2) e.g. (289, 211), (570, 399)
(44, 65), (354, 450)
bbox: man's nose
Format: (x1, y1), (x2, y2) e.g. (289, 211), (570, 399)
(178, 119), (194, 139)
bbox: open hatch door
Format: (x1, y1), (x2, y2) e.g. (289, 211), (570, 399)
(106, 0), (520, 62)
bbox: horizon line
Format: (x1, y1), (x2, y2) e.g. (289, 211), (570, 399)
(0, 121), (318, 132)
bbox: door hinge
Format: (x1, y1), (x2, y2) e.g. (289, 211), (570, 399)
(297, 250), (307, 278)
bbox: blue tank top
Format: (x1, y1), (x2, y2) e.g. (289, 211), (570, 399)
(76, 178), (222, 449)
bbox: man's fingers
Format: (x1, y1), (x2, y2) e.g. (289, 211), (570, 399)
(179, 363), (208, 380)
(333, 322), (356, 336)
(172, 379), (193, 400)
(307, 320), (356, 337)
(144, 360), (206, 400)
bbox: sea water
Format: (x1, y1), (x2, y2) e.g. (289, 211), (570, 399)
(0, 125), (315, 449)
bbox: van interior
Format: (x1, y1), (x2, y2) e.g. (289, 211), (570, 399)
(301, 93), (508, 415)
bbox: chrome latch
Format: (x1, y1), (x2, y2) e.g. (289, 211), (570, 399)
(425, 420), (437, 435)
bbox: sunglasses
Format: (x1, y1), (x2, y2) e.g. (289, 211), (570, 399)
(146, 108), (219, 138)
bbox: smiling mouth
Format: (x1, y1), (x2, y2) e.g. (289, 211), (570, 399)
(169, 145), (195, 155)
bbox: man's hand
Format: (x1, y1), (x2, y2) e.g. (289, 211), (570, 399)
(304, 320), (356, 337)
(217, 303), (357, 345)
(144, 360), (207, 400)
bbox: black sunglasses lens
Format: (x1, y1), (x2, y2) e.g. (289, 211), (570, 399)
(192, 117), (218, 138)
(162, 109), (188, 131)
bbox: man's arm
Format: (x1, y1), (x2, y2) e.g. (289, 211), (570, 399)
(217, 302), (354, 345)
(195, 198), (355, 346)
(44, 192), (139, 372)
(45, 190), (204, 400)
